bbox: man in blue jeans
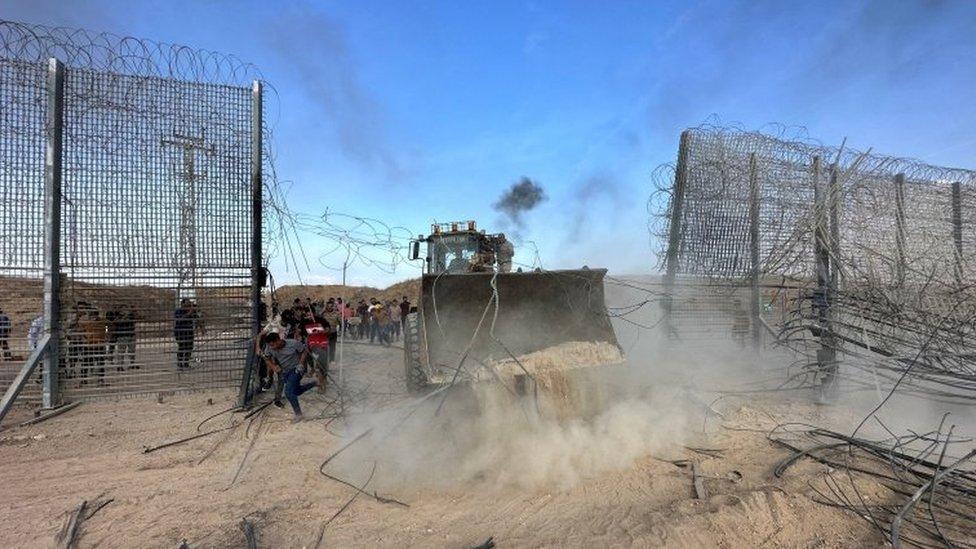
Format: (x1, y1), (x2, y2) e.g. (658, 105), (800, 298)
(264, 333), (318, 422)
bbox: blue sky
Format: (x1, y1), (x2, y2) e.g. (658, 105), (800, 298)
(6, 0), (976, 286)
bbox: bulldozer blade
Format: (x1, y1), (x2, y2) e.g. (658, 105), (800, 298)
(419, 268), (620, 379)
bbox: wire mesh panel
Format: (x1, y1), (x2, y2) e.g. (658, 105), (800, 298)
(0, 59), (47, 402)
(663, 126), (976, 286)
(0, 20), (265, 404)
(656, 126), (976, 342)
(57, 68), (253, 399)
(962, 183), (976, 282)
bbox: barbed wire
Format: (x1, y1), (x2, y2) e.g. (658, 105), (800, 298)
(649, 121), (976, 282)
(293, 209), (416, 276)
(0, 19), (261, 85)
(651, 122), (976, 402)
(0, 18), (303, 276)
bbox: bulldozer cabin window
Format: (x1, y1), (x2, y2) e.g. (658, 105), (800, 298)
(428, 234), (480, 275)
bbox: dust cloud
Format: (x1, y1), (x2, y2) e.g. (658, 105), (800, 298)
(327, 277), (778, 495)
(328, 274), (974, 497)
(328, 378), (695, 494)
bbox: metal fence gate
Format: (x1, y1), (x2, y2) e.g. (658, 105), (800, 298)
(0, 21), (263, 408)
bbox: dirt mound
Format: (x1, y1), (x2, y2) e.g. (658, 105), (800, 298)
(489, 341), (624, 378)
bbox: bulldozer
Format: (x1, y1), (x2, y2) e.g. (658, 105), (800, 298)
(403, 221), (622, 402)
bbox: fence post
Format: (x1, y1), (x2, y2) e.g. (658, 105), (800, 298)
(813, 156), (836, 400)
(951, 181), (963, 286)
(663, 130), (691, 338)
(748, 153), (762, 350)
(894, 173), (907, 286)
(42, 58), (64, 409)
(829, 166), (841, 290)
(239, 80), (263, 407)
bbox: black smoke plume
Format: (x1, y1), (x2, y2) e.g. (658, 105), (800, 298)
(493, 177), (547, 228)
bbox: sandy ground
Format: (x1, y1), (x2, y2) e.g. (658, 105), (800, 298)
(0, 341), (882, 548)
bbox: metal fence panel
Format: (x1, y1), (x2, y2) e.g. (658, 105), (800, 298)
(0, 59), (47, 402)
(664, 127), (976, 288)
(656, 126), (976, 342)
(57, 68), (253, 400)
(0, 20), (263, 404)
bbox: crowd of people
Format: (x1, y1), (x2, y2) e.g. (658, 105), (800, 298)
(273, 295), (413, 346)
(62, 302), (141, 385)
(0, 292), (415, 410)
(252, 295), (413, 421)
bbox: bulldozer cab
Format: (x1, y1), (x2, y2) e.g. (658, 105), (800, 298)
(411, 221), (498, 275)
(428, 231), (481, 274)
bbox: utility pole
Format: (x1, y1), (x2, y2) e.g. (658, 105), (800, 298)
(161, 131), (215, 299)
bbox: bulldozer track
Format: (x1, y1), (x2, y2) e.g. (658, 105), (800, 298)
(403, 312), (428, 393)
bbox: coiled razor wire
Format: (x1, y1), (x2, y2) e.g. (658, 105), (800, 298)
(0, 20), (259, 85)
(0, 19), (304, 400)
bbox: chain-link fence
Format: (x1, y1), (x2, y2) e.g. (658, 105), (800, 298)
(0, 20), (264, 406)
(652, 126), (975, 336)
(651, 125), (976, 400)
(656, 126), (975, 285)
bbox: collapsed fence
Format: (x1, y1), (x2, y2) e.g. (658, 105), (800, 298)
(0, 20), (273, 413)
(650, 125), (976, 401)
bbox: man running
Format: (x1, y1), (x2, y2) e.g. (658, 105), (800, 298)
(264, 332), (318, 422)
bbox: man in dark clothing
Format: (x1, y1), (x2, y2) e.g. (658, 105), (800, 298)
(399, 297), (411, 331)
(322, 299), (341, 363)
(174, 299), (199, 370)
(0, 308), (11, 361)
(115, 308), (137, 369)
(356, 300), (369, 340)
(105, 309), (122, 371)
(280, 307), (298, 338)
(265, 332), (317, 421)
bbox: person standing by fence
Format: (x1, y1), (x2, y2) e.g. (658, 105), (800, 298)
(0, 308), (11, 361)
(115, 307), (137, 369)
(399, 296), (411, 331)
(174, 299), (199, 371)
(80, 310), (108, 385)
(389, 299), (402, 341)
(28, 315), (43, 351)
